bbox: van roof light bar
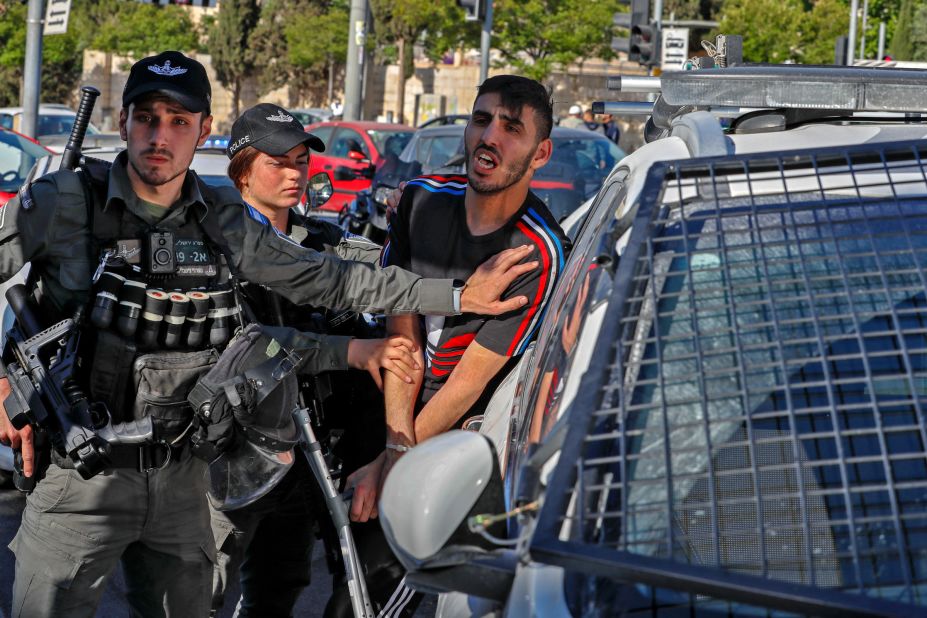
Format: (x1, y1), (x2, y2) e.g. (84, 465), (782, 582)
(661, 65), (927, 112)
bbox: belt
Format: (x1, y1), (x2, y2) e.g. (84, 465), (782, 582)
(108, 441), (185, 472)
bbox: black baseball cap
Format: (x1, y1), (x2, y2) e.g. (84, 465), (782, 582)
(227, 103), (325, 159)
(123, 51), (212, 113)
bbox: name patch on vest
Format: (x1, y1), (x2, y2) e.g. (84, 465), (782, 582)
(113, 238), (217, 277)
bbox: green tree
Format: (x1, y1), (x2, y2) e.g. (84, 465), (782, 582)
(801, 0), (851, 64)
(718, 0), (804, 63)
(0, 1), (101, 107)
(492, 0), (622, 82)
(0, 0), (200, 109)
(90, 2), (198, 60)
(891, 0), (919, 58)
(209, 0), (261, 119)
(286, 0), (349, 105)
(250, 0), (326, 106)
(370, 0), (446, 124)
(910, 3), (927, 59)
(717, 0), (849, 64)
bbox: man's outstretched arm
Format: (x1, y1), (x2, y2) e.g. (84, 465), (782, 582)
(413, 340), (510, 443)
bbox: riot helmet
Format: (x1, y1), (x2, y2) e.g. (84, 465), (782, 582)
(188, 323), (309, 510)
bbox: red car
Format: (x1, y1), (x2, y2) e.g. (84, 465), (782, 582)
(0, 127), (52, 206)
(305, 121), (414, 213)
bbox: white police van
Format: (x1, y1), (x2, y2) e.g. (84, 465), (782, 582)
(378, 45), (927, 617)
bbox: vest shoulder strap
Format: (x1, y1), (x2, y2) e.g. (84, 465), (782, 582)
(76, 156), (121, 242)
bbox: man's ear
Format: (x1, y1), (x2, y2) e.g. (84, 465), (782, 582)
(197, 115), (213, 147)
(530, 138), (553, 171)
(118, 108), (128, 141)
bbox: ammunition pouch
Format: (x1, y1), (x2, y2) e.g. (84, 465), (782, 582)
(131, 348), (219, 443)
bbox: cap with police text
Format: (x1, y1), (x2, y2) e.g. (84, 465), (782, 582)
(123, 51), (212, 113)
(227, 103), (325, 159)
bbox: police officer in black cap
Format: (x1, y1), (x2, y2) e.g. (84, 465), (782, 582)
(208, 102), (419, 617)
(0, 50), (537, 617)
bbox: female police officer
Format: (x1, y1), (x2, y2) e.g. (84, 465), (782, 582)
(209, 103), (419, 617)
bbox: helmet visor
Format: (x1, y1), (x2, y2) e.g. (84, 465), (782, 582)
(206, 439), (296, 511)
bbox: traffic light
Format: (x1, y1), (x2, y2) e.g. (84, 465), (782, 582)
(631, 21), (659, 66)
(612, 0), (652, 64)
(457, 0), (486, 22)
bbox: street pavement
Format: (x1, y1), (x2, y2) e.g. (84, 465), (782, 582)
(0, 485), (436, 617)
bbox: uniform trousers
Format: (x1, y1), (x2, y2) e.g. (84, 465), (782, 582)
(210, 453), (317, 618)
(8, 451), (214, 618)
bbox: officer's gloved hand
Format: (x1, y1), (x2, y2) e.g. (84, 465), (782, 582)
(189, 380), (252, 462)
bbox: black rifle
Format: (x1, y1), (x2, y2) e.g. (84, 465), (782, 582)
(4, 284), (153, 481)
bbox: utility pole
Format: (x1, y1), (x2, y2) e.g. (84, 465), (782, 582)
(22, 0), (46, 139)
(858, 0), (869, 60)
(847, 0), (859, 65)
(877, 21), (886, 60)
(343, 0), (367, 121)
(479, 0), (493, 85)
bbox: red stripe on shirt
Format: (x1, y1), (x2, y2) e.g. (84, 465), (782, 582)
(432, 349), (467, 358)
(506, 221), (551, 356)
(444, 333), (476, 348)
(530, 180), (574, 191)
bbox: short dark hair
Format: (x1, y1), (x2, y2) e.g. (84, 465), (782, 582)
(475, 75), (553, 141)
(227, 145), (261, 192)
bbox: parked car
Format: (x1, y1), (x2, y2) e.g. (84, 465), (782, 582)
(0, 127), (52, 206)
(0, 104), (122, 152)
(378, 63), (927, 616)
(291, 107), (333, 127)
(304, 120), (415, 213)
(418, 113), (471, 128)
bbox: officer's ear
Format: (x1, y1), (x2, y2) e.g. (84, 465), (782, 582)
(197, 114), (212, 148)
(118, 108), (128, 142)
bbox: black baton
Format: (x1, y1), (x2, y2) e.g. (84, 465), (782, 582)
(60, 85), (100, 172)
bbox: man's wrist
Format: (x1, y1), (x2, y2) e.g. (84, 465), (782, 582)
(385, 442), (411, 453)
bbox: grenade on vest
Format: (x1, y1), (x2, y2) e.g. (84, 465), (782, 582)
(139, 289), (168, 347)
(186, 292), (210, 348)
(116, 280), (147, 337)
(164, 293), (190, 347)
(208, 288), (236, 346)
(90, 271), (125, 329)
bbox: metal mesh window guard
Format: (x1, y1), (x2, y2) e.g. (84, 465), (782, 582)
(531, 141), (927, 617)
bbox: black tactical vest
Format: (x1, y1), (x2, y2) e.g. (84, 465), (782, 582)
(77, 159), (244, 437)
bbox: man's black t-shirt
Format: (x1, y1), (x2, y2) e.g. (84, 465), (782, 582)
(381, 174), (570, 412)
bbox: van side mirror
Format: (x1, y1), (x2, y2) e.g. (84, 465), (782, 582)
(379, 431), (515, 601)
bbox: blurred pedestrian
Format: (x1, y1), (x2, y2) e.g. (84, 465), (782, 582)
(601, 113), (621, 144)
(583, 109), (606, 135)
(560, 104), (585, 128)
